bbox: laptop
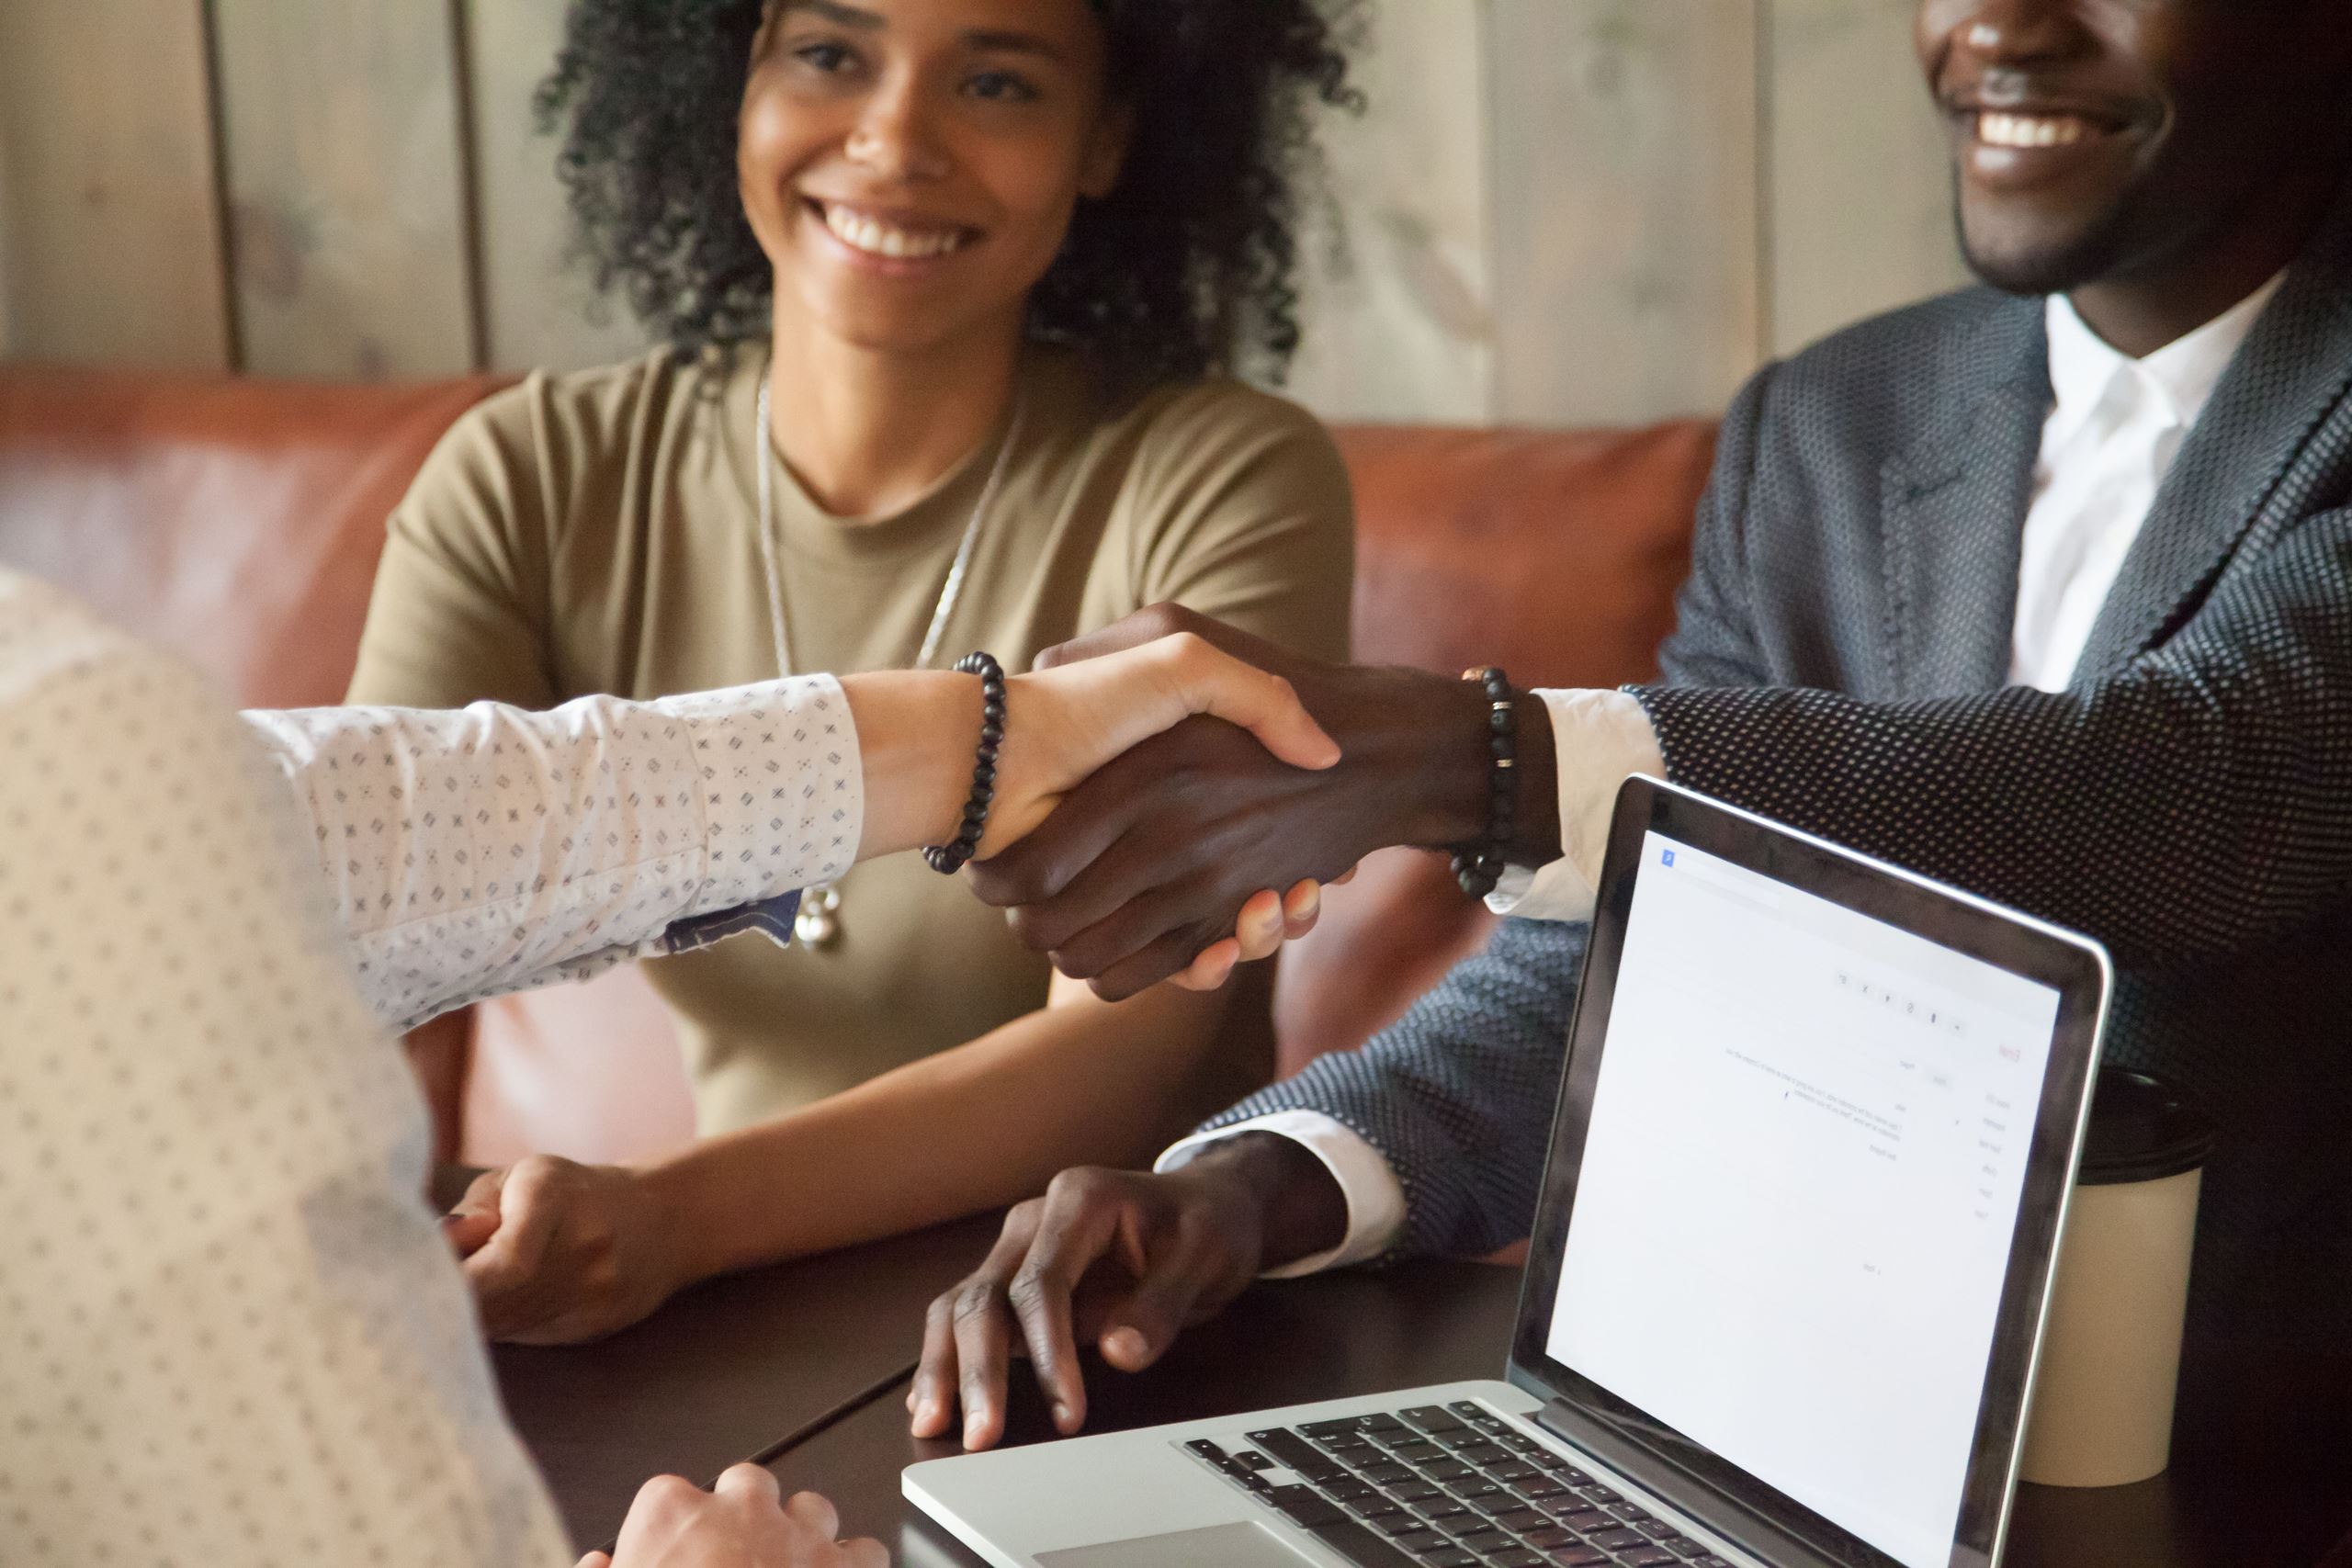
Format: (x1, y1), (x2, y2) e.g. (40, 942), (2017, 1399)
(907, 777), (2111, 1568)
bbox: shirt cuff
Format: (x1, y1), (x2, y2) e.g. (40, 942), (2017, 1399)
(1157, 1110), (1407, 1279)
(1485, 686), (1665, 924)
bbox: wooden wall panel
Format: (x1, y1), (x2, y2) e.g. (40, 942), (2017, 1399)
(1, 0), (1980, 423)
(1286, 0), (1495, 425)
(1488, 0), (1763, 428)
(465, 0), (652, 374)
(1766, 0), (1971, 357)
(0, 0), (232, 372)
(211, 0), (478, 379)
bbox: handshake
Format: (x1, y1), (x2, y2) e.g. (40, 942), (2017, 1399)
(947, 604), (1561, 998)
(440, 607), (1562, 1350)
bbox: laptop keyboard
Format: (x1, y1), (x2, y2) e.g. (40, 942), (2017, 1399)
(1182, 1400), (1737, 1568)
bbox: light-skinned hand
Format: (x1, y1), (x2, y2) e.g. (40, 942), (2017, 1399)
(444, 1155), (687, 1344)
(576, 1465), (885, 1568)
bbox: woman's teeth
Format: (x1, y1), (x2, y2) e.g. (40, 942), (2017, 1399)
(1977, 111), (2093, 150)
(821, 204), (967, 259)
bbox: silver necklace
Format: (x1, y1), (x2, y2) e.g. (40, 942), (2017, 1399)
(753, 367), (1024, 950)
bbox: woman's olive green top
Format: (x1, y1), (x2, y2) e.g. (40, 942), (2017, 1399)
(346, 344), (1354, 1134)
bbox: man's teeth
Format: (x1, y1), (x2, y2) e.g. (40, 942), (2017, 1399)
(821, 205), (966, 259)
(1978, 111), (2092, 150)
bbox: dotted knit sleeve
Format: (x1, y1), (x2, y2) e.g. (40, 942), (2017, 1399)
(244, 676), (862, 1032)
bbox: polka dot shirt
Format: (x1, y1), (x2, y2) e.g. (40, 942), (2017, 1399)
(0, 569), (861, 1565)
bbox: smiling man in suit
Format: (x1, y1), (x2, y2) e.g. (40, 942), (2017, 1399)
(920, 0), (2352, 1459)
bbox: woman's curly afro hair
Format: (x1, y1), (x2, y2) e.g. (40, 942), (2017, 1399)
(538, 0), (1362, 387)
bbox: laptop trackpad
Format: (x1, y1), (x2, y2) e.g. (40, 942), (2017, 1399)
(1037, 1521), (1313, 1566)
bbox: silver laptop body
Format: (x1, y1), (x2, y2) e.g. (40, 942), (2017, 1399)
(909, 779), (2112, 1568)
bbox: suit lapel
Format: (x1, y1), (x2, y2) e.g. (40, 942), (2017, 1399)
(2074, 196), (2352, 677)
(1879, 300), (2050, 698)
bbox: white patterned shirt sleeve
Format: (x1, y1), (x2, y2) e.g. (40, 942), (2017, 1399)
(0, 570), (573, 1568)
(243, 679), (863, 1032)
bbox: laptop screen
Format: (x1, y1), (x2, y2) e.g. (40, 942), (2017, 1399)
(1516, 798), (2103, 1568)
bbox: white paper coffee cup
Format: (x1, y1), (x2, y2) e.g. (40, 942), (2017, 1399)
(2020, 1069), (2215, 1489)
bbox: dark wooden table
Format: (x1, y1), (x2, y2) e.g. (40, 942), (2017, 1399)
(490, 1212), (1001, 1547)
(494, 1219), (2352, 1566)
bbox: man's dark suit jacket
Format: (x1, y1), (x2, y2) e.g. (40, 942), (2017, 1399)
(1211, 187), (2352, 1427)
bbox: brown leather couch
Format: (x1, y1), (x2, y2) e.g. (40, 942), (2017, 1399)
(0, 364), (1713, 1163)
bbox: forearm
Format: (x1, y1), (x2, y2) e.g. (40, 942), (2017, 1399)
(1204, 914), (1589, 1260)
(641, 977), (1264, 1282)
(250, 669), (1000, 1032)
(837, 671), (982, 859)
(248, 677), (864, 1029)
(1182, 1131), (1351, 1270)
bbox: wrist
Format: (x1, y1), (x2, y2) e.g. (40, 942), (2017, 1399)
(1381, 671), (1563, 874)
(1502, 694), (1562, 867)
(1186, 1131), (1347, 1269)
(840, 671), (983, 859)
(630, 1152), (724, 1293)
(1374, 671), (1494, 852)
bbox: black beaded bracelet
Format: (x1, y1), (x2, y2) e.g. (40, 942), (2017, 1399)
(1450, 665), (1517, 900)
(923, 651), (1005, 875)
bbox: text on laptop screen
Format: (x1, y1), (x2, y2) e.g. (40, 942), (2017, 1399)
(1546, 833), (2062, 1568)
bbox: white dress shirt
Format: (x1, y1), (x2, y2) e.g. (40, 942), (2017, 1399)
(1170, 276), (2287, 1274)
(0, 568), (860, 1567)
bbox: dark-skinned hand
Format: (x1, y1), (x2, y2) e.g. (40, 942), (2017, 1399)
(970, 604), (1559, 999)
(907, 1133), (1346, 1450)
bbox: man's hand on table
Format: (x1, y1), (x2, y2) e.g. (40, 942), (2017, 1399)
(582, 1465), (883, 1568)
(910, 1133), (1348, 1450)
(443, 1156), (691, 1344)
(973, 605), (1560, 1000)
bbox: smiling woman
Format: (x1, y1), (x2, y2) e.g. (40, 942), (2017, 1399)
(343, 0), (1363, 1346)
(547, 0), (1356, 385)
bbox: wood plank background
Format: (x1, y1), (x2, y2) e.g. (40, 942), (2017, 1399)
(0, 0), (1966, 426)
(0, 0), (233, 373)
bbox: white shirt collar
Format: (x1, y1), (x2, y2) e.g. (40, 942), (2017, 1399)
(2043, 270), (2289, 444)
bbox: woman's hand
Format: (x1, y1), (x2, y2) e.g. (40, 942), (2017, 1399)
(984, 627), (1339, 852)
(989, 627), (1344, 988)
(1166, 876), (1332, 992)
(580, 1466), (885, 1568)
(443, 1155), (691, 1345)
(841, 626), (1345, 991)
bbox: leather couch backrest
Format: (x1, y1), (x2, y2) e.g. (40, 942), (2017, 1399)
(0, 367), (1714, 1153)
(0, 366), (514, 708)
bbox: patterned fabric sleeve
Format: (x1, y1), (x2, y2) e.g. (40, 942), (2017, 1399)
(243, 677), (861, 1032)
(1637, 503), (2352, 971)
(1198, 916), (1589, 1260)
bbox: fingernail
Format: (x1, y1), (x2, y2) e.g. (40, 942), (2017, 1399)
(1053, 1401), (1074, 1430)
(1104, 1327), (1148, 1363)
